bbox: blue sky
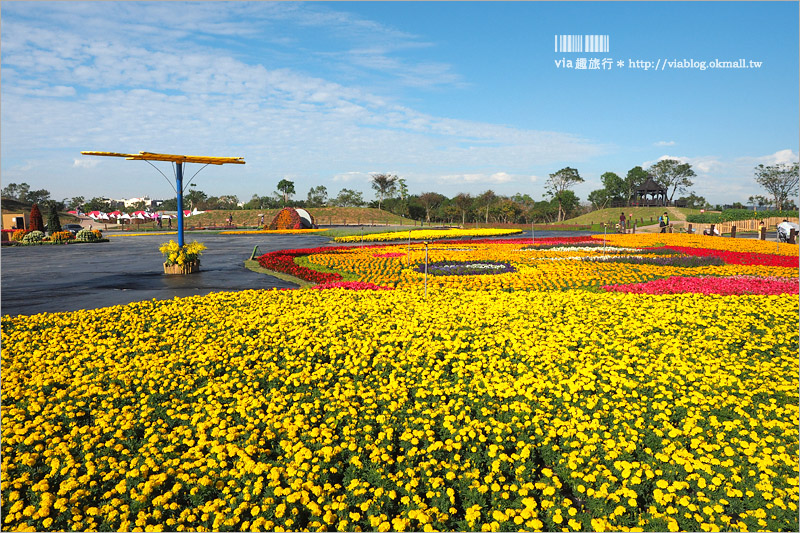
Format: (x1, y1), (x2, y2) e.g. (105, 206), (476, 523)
(2, 1), (798, 205)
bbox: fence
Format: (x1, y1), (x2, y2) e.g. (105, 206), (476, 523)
(712, 216), (798, 235)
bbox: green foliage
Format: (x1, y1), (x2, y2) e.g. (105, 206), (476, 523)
(76, 229), (100, 242)
(46, 204), (62, 235)
(754, 162), (799, 211)
(21, 230), (45, 243)
(686, 209), (799, 224)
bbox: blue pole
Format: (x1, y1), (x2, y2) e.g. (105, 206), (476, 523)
(176, 162), (184, 247)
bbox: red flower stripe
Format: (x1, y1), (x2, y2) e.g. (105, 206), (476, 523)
(660, 246), (798, 268)
(309, 281), (393, 291)
(602, 275), (799, 295)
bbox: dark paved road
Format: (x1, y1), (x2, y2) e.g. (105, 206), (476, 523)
(1, 230), (594, 317)
(1, 234), (335, 317)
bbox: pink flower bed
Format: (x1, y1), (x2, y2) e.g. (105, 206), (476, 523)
(602, 275), (799, 295)
(309, 281), (394, 291)
(372, 252), (406, 258)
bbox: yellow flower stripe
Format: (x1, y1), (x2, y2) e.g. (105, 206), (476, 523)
(333, 228), (521, 243)
(219, 229), (328, 235)
(1, 289), (797, 532)
(109, 232), (178, 237)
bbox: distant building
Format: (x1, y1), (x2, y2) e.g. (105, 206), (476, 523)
(121, 196), (163, 209)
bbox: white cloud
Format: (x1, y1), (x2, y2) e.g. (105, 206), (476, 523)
(736, 149), (799, 167)
(654, 140), (675, 146)
(644, 154), (725, 174)
(73, 159), (99, 168)
(332, 172), (372, 183)
(437, 172), (518, 185)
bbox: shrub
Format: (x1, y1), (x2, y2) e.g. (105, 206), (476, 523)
(76, 229), (99, 242)
(21, 230), (45, 243)
(29, 204), (44, 232)
(50, 231), (74, 243)
(11, 230), (28, 242)
(47, 210), (62, 235)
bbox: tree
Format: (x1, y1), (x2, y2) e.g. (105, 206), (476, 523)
(624, 166), (649, 206)
(647, 159), (695, 203)
(676, 193), (710, 209)
(477, 190), (497, 224)
(67, 196), (85, 212)
(2, 182), (30, 201)
(29, 204), (44, 232)
(186, 188), (208, 211)
(418, 192), (445, 223)
(600, 172), (626, 204)
(394, 178), (409, 217)
(85, 197), (111, 211)
(307, 186), (328, 207)
(754, 162), (799, 211)
(26, 189), (51, 205)
(544, 167), (584, 222)
(44, 201), (62, 234)
(587, 189), (610, 210)
(371, 174), (398, 211)
(453, 193), (473, 225)
(276, 179), (296, 207)
(332, 188), (364, 207)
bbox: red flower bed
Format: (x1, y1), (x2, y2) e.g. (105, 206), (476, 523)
(660, 246), (799, 268)
(434, 236), (598, 246)
(309, 281), (393, 291)
(372, 252), (405, 258)
(257, 247), (349, 284)
(602, 275), (799, 295)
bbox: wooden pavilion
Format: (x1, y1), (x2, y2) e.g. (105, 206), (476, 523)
(633, 177), (668, 207)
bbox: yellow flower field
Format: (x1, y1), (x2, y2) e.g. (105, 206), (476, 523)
(2, 234), (798, 532)
(333, 228), (521, 243)
(220, 229), (328, 235)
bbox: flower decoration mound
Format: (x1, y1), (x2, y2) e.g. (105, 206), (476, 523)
(309, 281), (393, 291)
(416, 260), (517, 276)
(1, 289), (798, 532)
(159, 240), (206, 266)
(267, 207), (316, 230)
(603, 275), (800, 295)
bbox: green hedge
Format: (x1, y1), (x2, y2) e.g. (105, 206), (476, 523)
(686, 209), (799, 224)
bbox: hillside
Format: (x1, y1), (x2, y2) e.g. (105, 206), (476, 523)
(1, 197), (81, 222)
(564, 206), (710, 227)
(184, 207), (411, 228)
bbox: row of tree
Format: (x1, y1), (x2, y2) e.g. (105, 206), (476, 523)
(3, 161), (796, 223)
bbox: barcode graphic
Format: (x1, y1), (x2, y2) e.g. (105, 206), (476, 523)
(554, 34), (609, 53)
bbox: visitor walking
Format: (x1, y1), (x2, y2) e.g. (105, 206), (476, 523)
(658, 212), (669, 233)
(619, 212), (626, 233)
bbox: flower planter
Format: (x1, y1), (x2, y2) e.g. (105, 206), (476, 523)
(163, 261), (200, 275)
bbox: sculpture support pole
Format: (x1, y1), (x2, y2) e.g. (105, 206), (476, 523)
(176, 163), (184, 247)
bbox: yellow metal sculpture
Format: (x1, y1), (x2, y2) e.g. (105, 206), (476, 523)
(80, 151), (245, 165)
(80, 151), (245, 246)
